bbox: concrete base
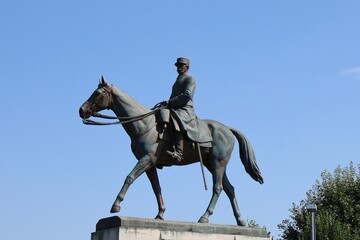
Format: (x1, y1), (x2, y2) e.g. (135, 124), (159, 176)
(91, 216), (270, 240)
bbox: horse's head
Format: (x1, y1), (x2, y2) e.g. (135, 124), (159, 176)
(79, 76), (113, 119)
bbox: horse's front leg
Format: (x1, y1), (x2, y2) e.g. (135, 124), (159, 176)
(110, 155), (154, 213)
(146, 167), (166, 220)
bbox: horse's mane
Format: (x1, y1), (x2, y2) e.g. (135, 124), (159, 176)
(111, 84), (150, 114)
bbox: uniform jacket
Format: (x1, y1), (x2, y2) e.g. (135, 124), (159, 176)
(168, 73), (212, 143)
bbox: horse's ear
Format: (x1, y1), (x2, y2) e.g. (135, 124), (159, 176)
(99, 75), (108, 86)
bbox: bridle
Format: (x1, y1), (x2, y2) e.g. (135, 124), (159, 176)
(82, 108), (165, 126)
(82, 84), (166, 126)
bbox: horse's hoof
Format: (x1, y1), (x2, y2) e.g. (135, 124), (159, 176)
(155, 215), (164, 220)
(237, 219), (246, 227)
(198, 216), (209, 224)
(110, 205), (120, 213)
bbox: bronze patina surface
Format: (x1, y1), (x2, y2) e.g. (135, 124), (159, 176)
(79, 59), (263, 226)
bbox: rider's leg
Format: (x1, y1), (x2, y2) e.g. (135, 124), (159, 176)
(174, 131), (183, 159)
(167, 130), (183, 161)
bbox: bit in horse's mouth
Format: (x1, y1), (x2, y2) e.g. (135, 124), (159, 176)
(83, 113), (91, 119)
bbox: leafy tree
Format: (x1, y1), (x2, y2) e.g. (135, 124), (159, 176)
(278, 162), (360, 240)
(247, 219), (271, 238)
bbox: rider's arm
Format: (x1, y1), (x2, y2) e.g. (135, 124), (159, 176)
(168, 76), (195, 109)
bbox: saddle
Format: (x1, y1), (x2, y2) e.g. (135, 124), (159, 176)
(155, 108), (212, 148)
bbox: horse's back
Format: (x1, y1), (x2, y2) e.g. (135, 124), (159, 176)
(203, 119), (232, 135)
(203, 120), (235, 158)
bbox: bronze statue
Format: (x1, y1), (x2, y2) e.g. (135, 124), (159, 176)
(79, 59), (263, 227)
(155, 57), (212, 162)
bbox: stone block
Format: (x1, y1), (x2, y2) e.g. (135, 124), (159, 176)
(91, 216), (270, 240)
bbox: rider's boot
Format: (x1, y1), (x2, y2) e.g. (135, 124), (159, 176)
(167, 131), (183, 162)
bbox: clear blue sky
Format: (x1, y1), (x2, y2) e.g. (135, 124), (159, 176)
(1, 1), (359, 239)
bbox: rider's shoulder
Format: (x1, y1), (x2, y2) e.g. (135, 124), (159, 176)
(183, 74), (195, 82)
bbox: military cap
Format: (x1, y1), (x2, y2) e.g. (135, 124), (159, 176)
(175, 57), (190, 67)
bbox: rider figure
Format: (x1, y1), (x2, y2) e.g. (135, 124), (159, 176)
(160, 57), (197, 161)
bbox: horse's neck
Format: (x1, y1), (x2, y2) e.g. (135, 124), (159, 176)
(111, 86), (149, 116)
(111, 86), (153, 136)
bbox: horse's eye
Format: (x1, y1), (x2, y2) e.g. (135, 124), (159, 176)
(95, 89), (105, 96)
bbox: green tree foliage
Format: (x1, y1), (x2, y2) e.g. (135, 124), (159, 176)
(247, 219), (271, 238)
(278, 162), (360, 240)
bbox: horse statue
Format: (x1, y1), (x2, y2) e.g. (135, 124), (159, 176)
(79, 76), (263, 226)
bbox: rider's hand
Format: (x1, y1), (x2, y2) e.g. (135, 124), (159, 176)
(160, 100), (168, 106)
(151, 100), (168, 110)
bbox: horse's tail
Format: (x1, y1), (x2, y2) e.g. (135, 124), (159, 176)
(230, 128), (264, 184)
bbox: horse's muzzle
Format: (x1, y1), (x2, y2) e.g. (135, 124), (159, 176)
(79, 104), (91, 119)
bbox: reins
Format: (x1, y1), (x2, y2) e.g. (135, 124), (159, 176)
(82, 106), (166, 126)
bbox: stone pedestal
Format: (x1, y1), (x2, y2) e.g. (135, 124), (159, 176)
(91, 216), (270, 240)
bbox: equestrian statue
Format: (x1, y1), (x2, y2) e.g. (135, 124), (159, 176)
(78, 57), (264, 226)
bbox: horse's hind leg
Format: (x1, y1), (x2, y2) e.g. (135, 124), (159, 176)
(198, 160), (225, 224)
(223, 172), (246, 226)
(145, 167), (166, 220)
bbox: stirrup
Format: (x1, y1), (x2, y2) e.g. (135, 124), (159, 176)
(166, 150), (183, 162)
